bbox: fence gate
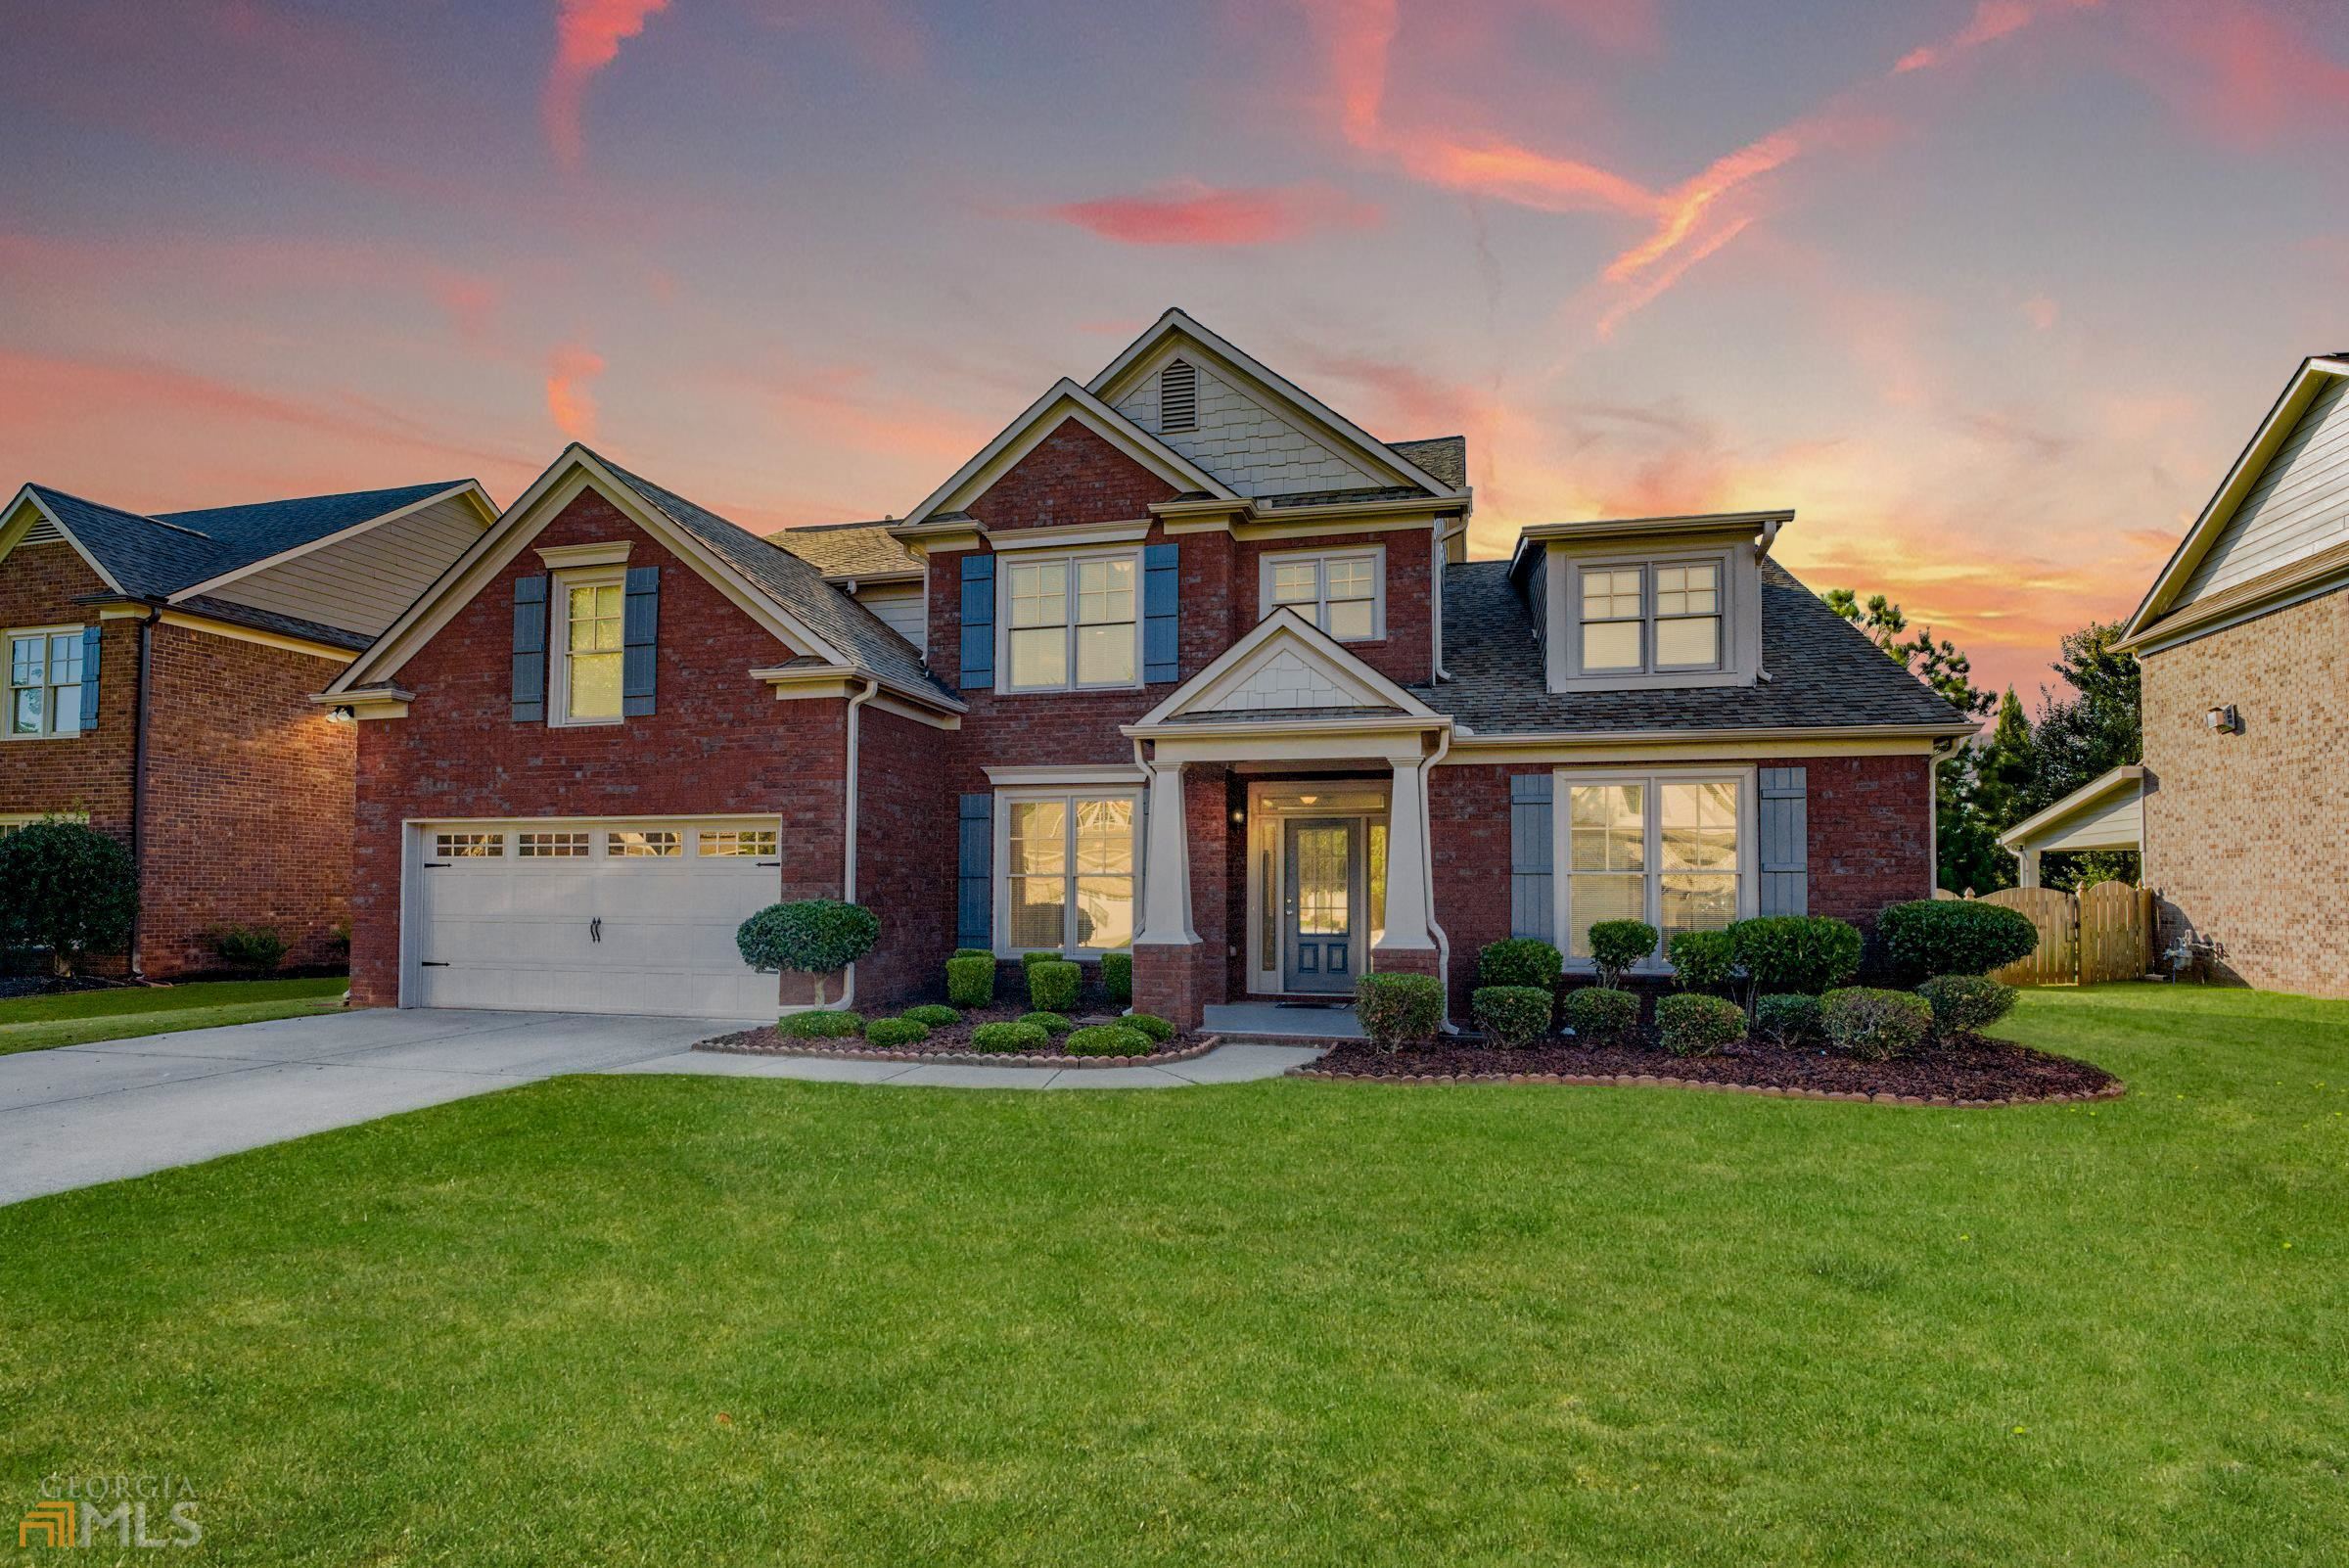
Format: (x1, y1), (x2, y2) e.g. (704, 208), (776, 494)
(1982, 887), (2078, 986)
(1970, 883), (2150, 986)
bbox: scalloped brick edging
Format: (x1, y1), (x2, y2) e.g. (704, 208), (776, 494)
(696, 1034), (1222, 1071)
(1284, 1064), (2127, 1108)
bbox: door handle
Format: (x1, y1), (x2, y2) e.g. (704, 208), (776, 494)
(590, 917), (602, 943)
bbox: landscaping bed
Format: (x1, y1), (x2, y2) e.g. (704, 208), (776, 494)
(1298, 1029), (2122, 1105)
(699, 1002), (1211, 1067)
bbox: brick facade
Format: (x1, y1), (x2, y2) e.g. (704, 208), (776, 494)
(2141, 590), (2349, 999)
(0, 543), (136, 840)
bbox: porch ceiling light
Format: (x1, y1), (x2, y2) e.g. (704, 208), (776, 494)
(1298, 794), (1318, 805)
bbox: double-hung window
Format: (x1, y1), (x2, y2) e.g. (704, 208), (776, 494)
(1003, 553), (1137, 691)
(1562, 773), (1746, 963)
(1262, 548), (1383, 641)
(1001, 792), (1138, 954)
(6, 627), (84, 737)
(555, 574), (624, 723)
(1575, 559), (1724, 674)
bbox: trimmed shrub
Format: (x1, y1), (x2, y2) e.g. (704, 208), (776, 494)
(1101, 951), (1133, 1005)
(775, 1009), (862, 1039)
(902, 1004), (960, 1028)
(1123, 1012), (1174, 1043)
(208, 924), (289, 978)
(1065, 1024), (1150, 1057)
(952, 947), (992, 961)
(972, 1021), (1048, 1053)
(1472, 985), (1553, 1047)
(1020, 1011), (1074, 1037)
(1355, 973), (1445, 1052)
(863, 1017), (930, 1047)
(1019, 950), (1060, 970)
(1561, 986), (1639, 1044)
(1657, 992), (1744, 1057)
(944, 954), (994, 1007)
(1478, 938), (1563, 991)
(1820, 987), (1932, 1061)
(1877, 900), (2039, 983)
(1915, 974), (2017, 1037)
(1666, 929), (1737, 995)
(1586, 919), (1659, 989)
(0, 820), (137, 974)
(1027, 959), (1081, 1013)
(1729, 915), (1863, 996)
(1751, 992), (1823, 1048)
(737, 899), (880, 1006)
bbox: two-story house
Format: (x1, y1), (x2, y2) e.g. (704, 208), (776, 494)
(324, 309), (1971, 1024)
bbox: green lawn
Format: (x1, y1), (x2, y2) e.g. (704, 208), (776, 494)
(0, 976), (347, 1054)
(1, 985), (2342, 1565)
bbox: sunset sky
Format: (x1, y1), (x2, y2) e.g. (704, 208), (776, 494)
(5, 0), (2347, 698)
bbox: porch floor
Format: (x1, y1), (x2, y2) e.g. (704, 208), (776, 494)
(1201, 1001), (1365, 1040)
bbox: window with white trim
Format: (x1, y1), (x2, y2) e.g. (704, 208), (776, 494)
(518, 831), (590, 857)
(0, 812), (87, 841)
(435, 832), (504, 858)
(1260, 548), (1384, 641)
(1000, 792), (1138, 954)
(608, 829), (681, 857)
(1562, 774), (1744, 962)
(1002, 552), (1139, 692)
(7, 626), (85, 736)
(1574, 558), (1724, 674)
(555, 572), (624, 723)
(697, 829), (778, 857)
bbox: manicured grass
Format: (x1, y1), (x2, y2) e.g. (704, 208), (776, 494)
(0, 977), (347, 1054)
(1, 984), (2342, 1564)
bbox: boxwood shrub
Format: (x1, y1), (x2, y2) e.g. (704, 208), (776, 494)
(1019, 950), (1059, 969)
(1728, 915), (1863, 995)
(1819, 987), (1932, 1061)
(971, 1021), (1048, 1053)
(1914, 974), (2017, 1037)
(1876, 900), (2039, 983)
(1122, 1011), (1174, 1043)
(1665, 929), (1738, 995)
(1027, 959), (1081, 1013)
(952, 947), (992, 961)
(944, 954), (994, 1008)
(1477, 938), (1563, 991)
(1586, 919), (1659, 988)
(775, 1009), (862, 1039)
(901, 1004), (960, 1028)
(1354, 973), (1444, 1052)
(862, 1017), (931, 1047)
(1751, 992), (1823, 1048)
(1561, 986), (1638, 1043)
(1472, 985), (1554, 1047)
(1101, 951), (1133, 1004)
(1657, 992), (1744, 1057)
(1019, 1010), (1073, 1037)
(1065, 1024), (1150, 1057)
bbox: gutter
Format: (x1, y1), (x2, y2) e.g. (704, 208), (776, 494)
(126, 603), (163, 979)
(793, 677), (879, 1016)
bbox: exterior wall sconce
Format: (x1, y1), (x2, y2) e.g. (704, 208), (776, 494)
(325, 705), (357, 725)
(2204, 704), (2238, 735)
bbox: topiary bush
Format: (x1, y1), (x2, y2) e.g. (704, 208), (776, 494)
(1355, 972), (1445, 1052)
(1876, 900), (2039, 983)
(1819, 987), (1932, 1061)
(775, 1009), (863, 1039)
(1027, 959), (1080, 1013)
(1914, 974), (2017, 1037)
(1101, 951), (1132, 1005)
(952, 947), (992, 961)
(863, 1016), (930, 1047)
(945, 953), (994, 1007)
(0, 820), (137, 975)
(1729, 915), (1863, 995)
(902, 1004), (960, 1028)
(1666, 929), (1737, 995)
(1478, 938), (1563, 991)
(1657, 992), (1744, 1057)
(737, 899), (880, 1005)
(972, 1020), (1048, 1053)
(1751, 992), (1823, 1048)
(1019, 950), (1059, 969)
(1020, 1010), (1073, 1037)
(1586, 919), (1659, 988)
(1472, 985), (1553, 1047)
(1065, 1024), (1150, 1057)
(1561, 986), (1639, 1043)
(1122, 1012), (1174, 1043)
(207, 924), (288, 978)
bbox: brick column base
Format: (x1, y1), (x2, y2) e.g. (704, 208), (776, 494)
(1133, 942), (1208, 1031)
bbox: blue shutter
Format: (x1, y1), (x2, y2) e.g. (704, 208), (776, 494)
(1142, 542), (1180, 682)
(956, 793), (992, 948)
(511, 576), (548, 723)
(622, 565), (660, 717)
(958, 555), (994, 690)
(77, 624), (101, 732)
(1759, 767), (1808, 915)
(1509, 773), (1554, 941)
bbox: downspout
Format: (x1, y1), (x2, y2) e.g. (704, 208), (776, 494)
(1419, 725), (1455, 1030)
(1928, 736), (1954, 897)
(829, 677), (879, 1012)
(126, 604), (163, 981)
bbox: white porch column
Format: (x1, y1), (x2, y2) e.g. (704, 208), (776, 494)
(1375, 754), (1438, 952)
(1134, 759), (1198, 945)
(2017, 847), (2042, 890)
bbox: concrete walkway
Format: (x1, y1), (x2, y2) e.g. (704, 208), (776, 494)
(0, 1010), (1323, 1206)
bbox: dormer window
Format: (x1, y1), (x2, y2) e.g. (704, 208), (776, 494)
(1159, 359), (1198, 433)
(1575, 558), (1724, 675)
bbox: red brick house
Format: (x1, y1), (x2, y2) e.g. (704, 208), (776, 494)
(0, 479), (495, 975)
(326, 310), (1971, 1024)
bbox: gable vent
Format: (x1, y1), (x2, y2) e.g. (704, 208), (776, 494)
(1159, 358), (1198, 433)
(19, 519), (64, 545)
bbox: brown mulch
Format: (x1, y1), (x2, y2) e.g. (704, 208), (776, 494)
(699, 1001), (1205, 1064)
(1302, 1031), (2120, 1105)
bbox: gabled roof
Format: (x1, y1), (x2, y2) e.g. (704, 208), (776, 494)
(1998, 765), (2143, 855)
(1388, 436), (1466, 490)
(898, 378), (1234, 528)
(1131, 607), (1444, 730)
(769, 521), (920, 581)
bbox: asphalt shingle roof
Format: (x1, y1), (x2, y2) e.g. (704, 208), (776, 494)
(177, 596), (374, 652)
(768, 521), (920, 580)
(1411, 557), (1975, 735)
(1388, 436), (1467, 489)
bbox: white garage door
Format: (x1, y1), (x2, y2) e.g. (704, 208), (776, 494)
(410, 819), (784, 1019)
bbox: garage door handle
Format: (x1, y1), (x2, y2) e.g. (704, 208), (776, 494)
(420, 960), (450, 968)
(590, 917), (603, 943)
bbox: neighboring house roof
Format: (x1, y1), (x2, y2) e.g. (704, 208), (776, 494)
(1419, 559), (1975, 735)
(1387, 437), (1467, 490)
(1998, 765), (2144, 856)
(768, 520), (920, 580)
(174, 596), (376, 652)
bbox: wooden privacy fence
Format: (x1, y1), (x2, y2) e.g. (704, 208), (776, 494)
(1972, 883), (2152, 986)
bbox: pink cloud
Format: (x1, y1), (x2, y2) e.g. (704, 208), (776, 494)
(545, 344), (605, 439)
(542, 0), (670, 169)
(1896, 0), (2042, 73)
(2108, 0), (2349, 150)
(1040, 180), (1381, 246)
(2023, 294), (2060, 331)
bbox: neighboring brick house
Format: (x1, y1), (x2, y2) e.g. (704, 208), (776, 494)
(0, 479), (495, 975)
(327, 309), (1971, 1024)
(2118, 351), (2349, 999)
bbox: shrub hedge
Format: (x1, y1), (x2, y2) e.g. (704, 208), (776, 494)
(1657, 992), (1744, 1057)
(1751, 992), (1823, 1047)
(736, 899), (879, 986)
(0, 820), (137, 972)
(1472, 986), (1553, 1046)
(1586, 920), (1658, 988)
(1877, 900), (2039, 983)
(1123, 1012), (1174, 1042)
(1915, 974), (2017, 1037)
(1101, 951), (1133, 1004)
(1027, 959), (1081, 1013)
(1561, 986), (1638, 1043)
(863, 1017), (930, 1047)
(1820, 987), (1932, 1060)
(775, 1009), (862, 1039)
(971, 1021), (1047, 1053)
(1019, 1011), (1074, 1037)
(1065, 1024), (1150, 1057)
(901, 1004), (960, 1028)
(944, 954), (994, 1008)
(1665, 929), (1737, 995)
(1729, 915), (1863, 995)
(952, 947), (993, 961)
(1477, 938), (1563, 991)
(1355, 973), (1444, 1052)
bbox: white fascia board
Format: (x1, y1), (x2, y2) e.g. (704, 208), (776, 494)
(1997, 764), (2144, 851)
(0, 486), (126, 592)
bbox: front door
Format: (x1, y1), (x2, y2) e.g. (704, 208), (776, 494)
(1283, 816), (1360, 993)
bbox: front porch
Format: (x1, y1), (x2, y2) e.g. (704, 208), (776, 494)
(1200, 999), (1367, 1040)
